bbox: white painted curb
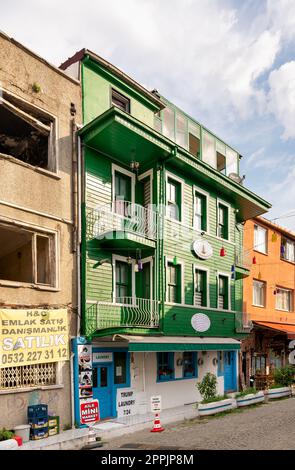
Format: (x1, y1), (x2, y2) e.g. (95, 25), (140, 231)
(265, 386), (292, 399)
(236, 391), (265, 407)
(198, 398), (237, 417)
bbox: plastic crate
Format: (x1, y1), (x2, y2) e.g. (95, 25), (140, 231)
(48, 416), (59, 428)
(30, 427), (48, 440)
(28, 404), (48, 419)
(29, 417), (48, 429)
(48, 426), (59, 436)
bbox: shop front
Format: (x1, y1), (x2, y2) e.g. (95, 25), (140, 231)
(72, 336), (240, 426)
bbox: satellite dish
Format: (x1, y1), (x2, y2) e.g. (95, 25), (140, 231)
(228, 173), (245, 184)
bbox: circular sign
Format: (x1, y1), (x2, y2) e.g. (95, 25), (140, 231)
(192, 239), (213, 260)
(191, 313), (211, 333)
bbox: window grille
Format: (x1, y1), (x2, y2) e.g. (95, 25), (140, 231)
(0, 362), (57, 390)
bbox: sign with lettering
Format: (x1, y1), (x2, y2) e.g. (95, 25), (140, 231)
(151, 395), (162, 413)
(78, 344), (93, 399)
(116, 389), (137, 418)
(0, 309), (69, 368)
(80, 399), (100, 424)
(92, 352), (113, 363)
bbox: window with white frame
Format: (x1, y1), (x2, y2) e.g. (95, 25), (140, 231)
(253, 280), (266, 307)
(281, 237), (295, 263)
(167, 177), (181, 221)
(276, 288), (292, 312)
(194, 269), (207, 307)
(218, 275), (229, 310)
(254, 224), (268, 254)
(194, 190), (207, 231)
(217, 203), (229, 240)
(0, 223), (56, 287)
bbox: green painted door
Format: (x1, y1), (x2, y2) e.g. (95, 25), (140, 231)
(136, 261), (151, 299)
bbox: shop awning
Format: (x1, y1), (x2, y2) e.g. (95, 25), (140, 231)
(254, 321), (295, 339)
(115, 335), (241, 352)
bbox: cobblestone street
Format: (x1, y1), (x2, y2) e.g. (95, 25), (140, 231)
(97, 398), (295, 450)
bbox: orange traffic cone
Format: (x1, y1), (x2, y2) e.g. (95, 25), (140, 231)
(150, 413), (165, 433)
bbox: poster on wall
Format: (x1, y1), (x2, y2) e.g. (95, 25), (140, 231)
(78, 344), (93, 399)
(117, 388), (137, 418)
(80, 399), (100, 425)
(0, 309), (69, 368)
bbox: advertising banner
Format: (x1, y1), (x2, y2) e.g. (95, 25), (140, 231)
(0, 308), (69, 368)
(80, 399), (100, 425)
(78, 344), (93, 399)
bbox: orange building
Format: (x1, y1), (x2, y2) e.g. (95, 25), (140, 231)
(241, 216), (295, 387)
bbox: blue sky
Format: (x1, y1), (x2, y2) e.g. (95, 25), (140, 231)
(1, 0), (295, 228)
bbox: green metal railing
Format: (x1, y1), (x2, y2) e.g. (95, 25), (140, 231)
(85, 297), (160, 335)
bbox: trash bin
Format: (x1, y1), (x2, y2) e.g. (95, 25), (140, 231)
(13, 424), (30, 443)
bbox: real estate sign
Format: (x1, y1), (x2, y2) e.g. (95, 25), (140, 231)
(0, 308), (69, 367)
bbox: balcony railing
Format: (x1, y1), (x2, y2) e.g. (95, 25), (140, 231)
(235, 249), (252, 270)
(235, 311), (253, 333)
(85, 297), (159, 335)
(86, 202), (158, 241)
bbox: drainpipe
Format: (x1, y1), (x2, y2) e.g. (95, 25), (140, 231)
(76, 134), (82, 336)
(70, 352), (75, 428)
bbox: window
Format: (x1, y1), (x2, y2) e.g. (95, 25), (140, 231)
(217, 351), (224, 376)
(276, 288), (292, 312)
(167, 177), (181, 221)
(157, 352), (174, 381)
(167, 262), (181, 303)
(254, 224), (268, 254)
(111, 89), (130, 113)
(194, 191), (207, 231)
(226, 147), (238, 176)
(115, 261), (132, 301)
(0, 362), (57, 390)
(0, 89), (56, 172)
(253, 280), (266, 307)
(0, 223), (56, 287)
(114, 170), (132, 216)
(162, 106), (175, 140)
(183, 352), (197, 378)
(217, 203), (229, 240)
(188, 121), (200, 158)
(218, 275), (229, 310)
(202, 131), (216, 169)
(281, 237), (295, 263)
(194, 269), (207, 306)
(114, 352), (128, 385)
(176, 113), (187, 149)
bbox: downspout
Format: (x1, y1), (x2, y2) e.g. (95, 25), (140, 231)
(77, 134), (82, 336)
(70, 352), (75, 428)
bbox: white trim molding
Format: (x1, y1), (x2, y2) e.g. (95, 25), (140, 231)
(165, 171), (185, 224)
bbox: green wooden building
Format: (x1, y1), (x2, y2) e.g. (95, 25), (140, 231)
(61, 49), (271, 422)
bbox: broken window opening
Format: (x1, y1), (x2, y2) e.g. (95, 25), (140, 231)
(0, 91), (56, 172)
(217, 151), (226, 174)
(0, 223), (56, 287)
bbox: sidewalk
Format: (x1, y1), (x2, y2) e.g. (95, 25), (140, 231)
(93, 403), (198, 440)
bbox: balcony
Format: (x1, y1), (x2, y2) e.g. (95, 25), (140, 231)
(86, 202), (158, 253)
(85, 297), (160, 336)
(235, 311), (253, 333)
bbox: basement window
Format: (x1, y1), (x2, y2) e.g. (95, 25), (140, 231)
(0, 223), (56, 287)
(0, 90), (56, 172)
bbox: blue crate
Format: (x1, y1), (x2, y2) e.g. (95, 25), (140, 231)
(30, 426), (48, 440)
(29, 417), (48, 429)
(27, 404), (48, 419)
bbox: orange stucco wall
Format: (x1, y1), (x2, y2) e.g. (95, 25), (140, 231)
(244, 218), (295, 325)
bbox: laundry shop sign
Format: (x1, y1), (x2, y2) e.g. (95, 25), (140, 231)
(0, 308), (69, 367)
(116, 389), (137, 417)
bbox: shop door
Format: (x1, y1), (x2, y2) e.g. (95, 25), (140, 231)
(93, 364), (114, 419)
(224, 351), (236, 392)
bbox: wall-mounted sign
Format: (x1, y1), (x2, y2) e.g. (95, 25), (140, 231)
(151, 395), (162, 413)
(117, 389), (137, 418)
(78, 345), (93, 399)
(191, 313), (211, 333)
(192, 239), (213, 260)
(80, 399), (100, 425)
(93, 352), (113, 363)
(0, 309), (69, 368)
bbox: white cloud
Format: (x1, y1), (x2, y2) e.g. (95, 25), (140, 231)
(268, 61), (295, 139)
(267, 0), (295, 43)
